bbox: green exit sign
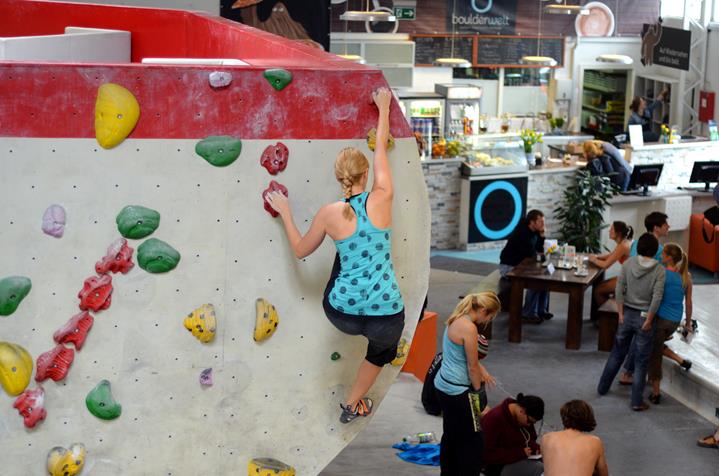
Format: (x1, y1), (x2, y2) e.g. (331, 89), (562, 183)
(394, 7), (415, 20)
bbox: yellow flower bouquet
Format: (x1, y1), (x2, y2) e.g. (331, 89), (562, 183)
(520, 129), (543, 154)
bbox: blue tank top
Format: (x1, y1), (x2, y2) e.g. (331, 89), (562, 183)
(328, 192), (404, 316)
(434, 326), (470, 396)
(657, 269), (685, 322)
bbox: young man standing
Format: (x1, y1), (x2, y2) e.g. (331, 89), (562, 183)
(597, 233), (665, 411)
(499, 209), (550, 324)
(542, 400), (609, 476)
(630, 211), (669, 260)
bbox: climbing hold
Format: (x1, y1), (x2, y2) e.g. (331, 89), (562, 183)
(208, 71), (233, 88)
(260, 142), (289, 175)
(95, 237), (135, 275)
(0, 275), (32, 317)
(86, 379), (122, 420)
(41, 204), (66, 238)
(263, 68), (292, 91)
(183, 303), (217, 344)
(248, 457), (296, 476)
(53, 311), (94, 351)
(35, 344), (75, 382)
(254, 298), (279, 342)
(13, 386), (47, 428)
(95, 82), (140, 149)
(262, 180), (288, 218)
(137, 238), (181, 273)
(390, 338), (410, 367)
(200, 368), (213, 386)
(47, 443), (86, 476)
(78, 275), (113, 312)
(0, 341), (33, 396)
(366, 128), (395, 152)
(115, 205), (160, 239)
(195, 135), (243, 167)
(330, 352), (341, 361)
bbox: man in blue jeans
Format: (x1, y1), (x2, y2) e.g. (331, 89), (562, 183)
(597, 233), (666, 411)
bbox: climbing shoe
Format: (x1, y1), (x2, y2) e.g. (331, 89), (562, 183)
(339, 397), (373, 424)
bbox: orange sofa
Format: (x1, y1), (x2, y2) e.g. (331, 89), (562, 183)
(689, 213), (719, 274)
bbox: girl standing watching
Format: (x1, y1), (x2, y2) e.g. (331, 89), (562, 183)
(267, 88), (405, 424)
(434, 292), (500, 476)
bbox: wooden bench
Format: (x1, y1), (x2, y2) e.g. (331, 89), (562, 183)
(597, 299), (619, 352)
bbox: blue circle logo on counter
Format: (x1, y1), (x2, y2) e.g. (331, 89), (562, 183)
(473, 180), (521, 240)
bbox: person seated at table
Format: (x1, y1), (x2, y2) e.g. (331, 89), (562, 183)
(482, 393), (545, 476)
(582, 141), (630, 191)
(589, 221), (634, 308)
(541, 400), (609, 476)
(499, 209), (550, 325)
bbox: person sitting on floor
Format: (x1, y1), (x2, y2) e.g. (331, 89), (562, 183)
(589, 221), (634, 308)
(499, 209), (550, 324)
(482, 393), (545, 476)
(541, 400), (609, 476)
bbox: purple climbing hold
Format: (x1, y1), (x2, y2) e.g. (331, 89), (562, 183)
(200, 368), (213, 386)
(209, 71), (232, 89)
(42, 204), (66, 238)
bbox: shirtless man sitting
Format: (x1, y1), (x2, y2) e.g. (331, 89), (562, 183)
(542, 400), (609, 476)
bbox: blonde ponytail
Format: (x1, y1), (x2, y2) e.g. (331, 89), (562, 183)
(664, 243), (690, 289)
(446, 292), (501, 326)
(334, 147), (370, 221)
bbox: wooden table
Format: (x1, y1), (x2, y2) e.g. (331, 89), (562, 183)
(506, 257), (605, 350)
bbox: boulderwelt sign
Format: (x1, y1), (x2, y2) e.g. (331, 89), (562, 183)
(448, 0), (518, 35)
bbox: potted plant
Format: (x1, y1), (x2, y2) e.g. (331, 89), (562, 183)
(519, 129), (543, 166)
(553, 169), (617, 253)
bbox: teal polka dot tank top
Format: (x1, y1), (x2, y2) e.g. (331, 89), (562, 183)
(328, 192), (404, 316)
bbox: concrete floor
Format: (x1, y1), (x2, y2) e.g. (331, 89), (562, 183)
(321, 269), (718, 476)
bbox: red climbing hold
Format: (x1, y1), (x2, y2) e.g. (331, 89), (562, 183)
(260, 142), (289, 175)
(35, 345), (75, 382)
(13, 386), (47, 428)
(262, 180), (288, 218)
(78, 275), (113, 312)
(95, 237), (134, 275)
(53, 311), (94, 351)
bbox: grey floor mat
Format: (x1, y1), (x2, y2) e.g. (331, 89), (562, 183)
(430, 255), (499, 276)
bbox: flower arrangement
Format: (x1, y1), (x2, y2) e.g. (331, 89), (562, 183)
(520, 129), (543, 154)
(660, 124), (670, 143)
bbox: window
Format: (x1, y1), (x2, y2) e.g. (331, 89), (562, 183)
(714, 0), (719, 21)
(503, 68), (550, 87)
(452, 68), (500, 80)
(660, 0), (701, 19)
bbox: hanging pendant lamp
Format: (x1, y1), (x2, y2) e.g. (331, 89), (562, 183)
(340, 1), (395, 22)
(337, 54), (367, 64)
(433, 0), (472, 68)
(596, 54), (633, 64)
(544, 1), (589, 15)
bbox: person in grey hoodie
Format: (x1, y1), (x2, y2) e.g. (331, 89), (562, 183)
(597, 233), (665, 411)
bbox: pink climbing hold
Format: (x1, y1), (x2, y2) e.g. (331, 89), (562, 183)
(41, 204), (66, 238)
(13, 386), (47, 428)
(53, 311), (94, 351)
(199, 368), (213, 386)
(95, 237), (135, 275)
(78, 275), (113, 312)
(262, 180), (288, 218)
(35, 345), (75, 382)
(260, 142), (289, 175)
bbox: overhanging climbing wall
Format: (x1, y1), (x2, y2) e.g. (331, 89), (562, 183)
(0, 3), (430, 475)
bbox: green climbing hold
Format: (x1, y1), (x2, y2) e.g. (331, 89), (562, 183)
(116, 205), (160, 239)
(137, 238), (181, 273)
(0, 276), (32, 317)
(195, 136), (242, 167)
(331, 352), (341, 361)
(263, 69), (292, 91)
(86, 379), (122, 420)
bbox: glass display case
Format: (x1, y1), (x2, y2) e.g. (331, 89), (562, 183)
(397, 92), (445, 160)
(461, 137), (528, 176)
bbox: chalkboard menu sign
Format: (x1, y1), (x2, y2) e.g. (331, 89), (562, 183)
(475, 36), (563, 67)
(413, 35), (475, 66)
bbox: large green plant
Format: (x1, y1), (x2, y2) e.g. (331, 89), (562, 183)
(553, 169), (617, 253)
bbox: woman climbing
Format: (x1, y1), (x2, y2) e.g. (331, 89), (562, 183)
(266, 87), (405, 424)
(588, 221), (633, 308)
(434, 292), (499, 476)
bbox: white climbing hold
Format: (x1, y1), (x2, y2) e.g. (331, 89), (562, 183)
(209, 71), (232, 89)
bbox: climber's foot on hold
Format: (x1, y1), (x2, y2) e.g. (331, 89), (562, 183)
(339, 397), (373, 424)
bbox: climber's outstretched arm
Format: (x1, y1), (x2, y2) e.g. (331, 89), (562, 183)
(266, 191), (328, 259)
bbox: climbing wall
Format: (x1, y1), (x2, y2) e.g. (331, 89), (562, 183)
(0, 3), (430, 475)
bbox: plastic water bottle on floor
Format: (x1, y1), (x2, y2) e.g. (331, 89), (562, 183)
(402, 432), (436, 444)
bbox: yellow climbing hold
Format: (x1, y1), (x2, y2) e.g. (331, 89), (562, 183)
(183, 304), (217, 344)
(390, 338), (410, 366)
(0, 341), (33, 396)
(47, 443), (86, 476)
(95, 83), (140, 149)
(248, 457), (295, 476)
(366, 127), (395, 152)
(254, 298), (279, 342)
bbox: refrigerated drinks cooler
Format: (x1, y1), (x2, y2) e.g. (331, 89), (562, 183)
(435, 83), (482, 140)
(397, 92), (444, 159)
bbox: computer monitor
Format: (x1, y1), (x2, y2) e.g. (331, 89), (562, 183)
(627, 164), (664, 196)
(689, 161), (719, 191)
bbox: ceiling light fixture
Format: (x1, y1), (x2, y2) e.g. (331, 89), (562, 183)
(340, 1), (395, 22)
(521, 1), (558, 68)
(544, 1), (589, 15)
(433, 0), (472, 68)
(596, 54), (633, 64)
(337, 53), (366, 64)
